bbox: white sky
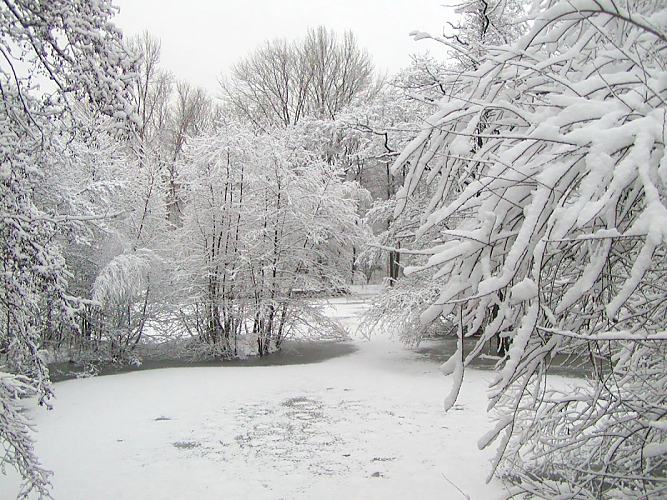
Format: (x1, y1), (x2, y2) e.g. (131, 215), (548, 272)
(113, 0), (455, 95)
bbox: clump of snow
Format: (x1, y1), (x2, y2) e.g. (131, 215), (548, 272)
(509, 278), (538, 303)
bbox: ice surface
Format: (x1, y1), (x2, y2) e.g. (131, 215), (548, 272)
(1, 286), (503, 500)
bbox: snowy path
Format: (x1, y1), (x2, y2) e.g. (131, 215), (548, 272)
(2, 289), (504, 500)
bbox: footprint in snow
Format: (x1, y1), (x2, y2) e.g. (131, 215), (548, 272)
(172, 440), (200, 450)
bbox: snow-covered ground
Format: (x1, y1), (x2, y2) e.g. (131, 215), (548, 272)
(2, 286), (508, 499)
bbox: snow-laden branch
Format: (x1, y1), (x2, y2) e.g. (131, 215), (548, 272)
(392, 0), (667, 495)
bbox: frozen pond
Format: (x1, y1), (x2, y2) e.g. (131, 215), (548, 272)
(2, 288), (518, 499)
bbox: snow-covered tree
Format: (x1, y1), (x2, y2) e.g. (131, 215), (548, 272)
(0, 1), (135, 495)
(173, 122), (365, 357)
(333, 69), (440, 285)
(411, 0), (527, 72)
(76, 34), (219, 364)
(393, 0), (667, 495)
(222, 26), (376, 130)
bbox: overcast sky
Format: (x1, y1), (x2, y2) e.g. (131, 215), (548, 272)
(114, 0), (455, 95)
